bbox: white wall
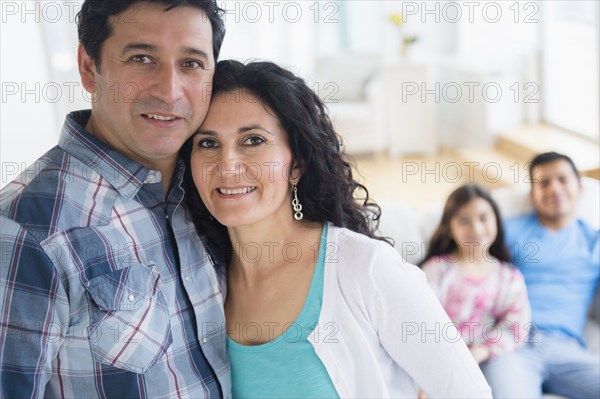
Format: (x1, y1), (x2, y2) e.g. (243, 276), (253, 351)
(218, 0), (316, 77)
(1, 12), (58, 187)
(1, 1), (85, 188)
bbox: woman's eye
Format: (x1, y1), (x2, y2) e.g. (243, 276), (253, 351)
(197, 138), (218, 149)
(243, 136), (265, 146)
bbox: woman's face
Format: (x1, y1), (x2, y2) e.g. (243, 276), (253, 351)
(190, 89), (298, 228)
(449, 197), (498, 259)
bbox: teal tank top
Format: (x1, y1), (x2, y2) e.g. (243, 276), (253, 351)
(227, 225), (339, 398)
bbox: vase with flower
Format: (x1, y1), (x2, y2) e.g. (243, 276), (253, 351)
(388, 12), (418, 60)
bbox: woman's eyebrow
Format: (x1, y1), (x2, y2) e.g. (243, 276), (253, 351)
(239, 125), (274, 136)
(195, 130), (217, 136)
(195, 125), (274, 136)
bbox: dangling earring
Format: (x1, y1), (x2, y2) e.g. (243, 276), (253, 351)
(292, 184), (303, 221)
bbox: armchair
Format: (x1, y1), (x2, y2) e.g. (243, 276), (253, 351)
(314, 54), (386, 155)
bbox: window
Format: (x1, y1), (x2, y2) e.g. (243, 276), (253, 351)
(541, 0), (599, 140)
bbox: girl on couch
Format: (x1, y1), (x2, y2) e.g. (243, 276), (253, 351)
(420, 184), (531, 365)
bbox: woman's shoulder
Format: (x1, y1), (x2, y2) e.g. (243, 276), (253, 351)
(327, 224), (402, 262)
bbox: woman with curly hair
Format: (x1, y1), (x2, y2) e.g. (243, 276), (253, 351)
(182, 60), (491, 398)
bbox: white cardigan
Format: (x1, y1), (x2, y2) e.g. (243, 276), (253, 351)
(308, 225), (492, 398)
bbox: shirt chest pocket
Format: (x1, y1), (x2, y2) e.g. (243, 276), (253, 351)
(84, 264), (173, 374)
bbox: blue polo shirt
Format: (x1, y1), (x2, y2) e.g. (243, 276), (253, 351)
(505, 213), (600, 345)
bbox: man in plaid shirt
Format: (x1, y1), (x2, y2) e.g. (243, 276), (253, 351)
(0, 0), (231, 397)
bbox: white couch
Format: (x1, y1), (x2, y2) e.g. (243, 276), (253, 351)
(377, 177), (600, 355)
(314, 54), (387, 155)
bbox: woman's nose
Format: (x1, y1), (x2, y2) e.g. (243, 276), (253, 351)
(218, 147), (247, 182)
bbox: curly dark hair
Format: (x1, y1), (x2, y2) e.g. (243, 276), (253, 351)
(419, 184), (512, 266)
(181, 60), (391, 264)
(76, 0), (225, 71)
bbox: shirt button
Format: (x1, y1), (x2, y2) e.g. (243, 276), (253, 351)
(202, 337), (208, 344)
(128, 294), (135, 302)
(184, 275), (190, 282)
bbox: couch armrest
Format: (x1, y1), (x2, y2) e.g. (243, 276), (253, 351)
(584, 288), (600, 353)
(584, 320), (599, 354)
(590, 287), (600, 324)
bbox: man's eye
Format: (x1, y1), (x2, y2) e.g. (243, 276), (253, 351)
(131, 55), (153, 64)
(243, 136), (265, 146)
(182, 60), (205, 69)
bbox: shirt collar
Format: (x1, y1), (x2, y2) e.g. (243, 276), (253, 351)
(58, 110), (155, 200)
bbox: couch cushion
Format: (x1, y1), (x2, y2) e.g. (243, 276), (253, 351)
(377, 201), (424, 265)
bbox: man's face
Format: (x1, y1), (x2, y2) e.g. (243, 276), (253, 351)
(530, 159), (582, 224)
(79, 2), (214, 169)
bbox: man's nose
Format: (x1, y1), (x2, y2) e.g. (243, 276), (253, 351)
(546, 178), (561, 192)
(149, 64), (184, 105)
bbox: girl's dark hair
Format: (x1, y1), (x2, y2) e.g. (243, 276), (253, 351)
(76, 0), (225, 70)
(182, 60), (391, 264)
(419, 184), (512, 266)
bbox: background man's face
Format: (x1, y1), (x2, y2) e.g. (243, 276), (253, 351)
(530, 159), (582, 223)
(80, 2), (214, 168)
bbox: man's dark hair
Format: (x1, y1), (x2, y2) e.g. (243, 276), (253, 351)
(76, 0), (225, 70)
(529, 152), (580, 183)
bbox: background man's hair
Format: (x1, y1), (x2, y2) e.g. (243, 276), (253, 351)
(528, 152), (580, 183)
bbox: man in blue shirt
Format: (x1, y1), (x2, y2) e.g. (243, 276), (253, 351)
(481, 152), (600, 398)
(0, 1), (231, 397)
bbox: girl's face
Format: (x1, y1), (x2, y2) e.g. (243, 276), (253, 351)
(449, 197), (498, 259)
(189, 90), (298, 228)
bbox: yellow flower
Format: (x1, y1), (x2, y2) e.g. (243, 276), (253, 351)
(388, 13), (404, 27)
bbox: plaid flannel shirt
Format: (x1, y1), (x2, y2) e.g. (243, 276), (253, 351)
(0, 110), (231, 398)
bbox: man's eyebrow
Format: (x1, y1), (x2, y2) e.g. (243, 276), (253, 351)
(182, 46), (210, 60)
(122, 43), (156, 55)
(121, 43), (210, 60)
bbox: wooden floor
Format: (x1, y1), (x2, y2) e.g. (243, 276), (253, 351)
(350, 150), (506, 211)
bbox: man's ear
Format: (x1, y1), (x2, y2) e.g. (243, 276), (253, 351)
(78, 43), (98, 94)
